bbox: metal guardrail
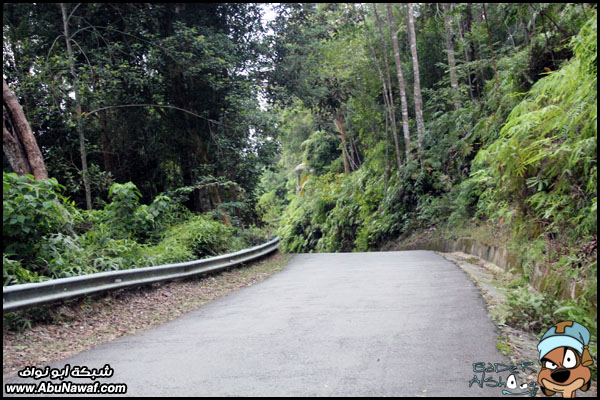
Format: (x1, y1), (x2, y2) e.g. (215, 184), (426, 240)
(3, 237), (280, 313)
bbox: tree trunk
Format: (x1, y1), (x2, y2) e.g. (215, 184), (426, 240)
(386, 4), (411, 159)
(3, 79), (48, 180)
(209, 184), (232, 227)
(334, 112), (351, 174)
(3, 116), (32, 176)
(350, 136), (361, 168)
(482, 4), (500, 91)
(407, 3), (425, 151)
(383, 100), (390, 196)
(197, 146), (232, 226)
(94, 74), (115, 176)
(527, 5), (537, 39)
(463, 4), (480, 98)
(373, 4), (402, 169)
(457, 10), (476, 102)
(61, 3), (92, 210)
(360, 4), (401, 169)
(442, 3), (461, 111)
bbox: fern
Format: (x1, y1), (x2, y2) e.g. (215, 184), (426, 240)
(473, 12), (597, 239)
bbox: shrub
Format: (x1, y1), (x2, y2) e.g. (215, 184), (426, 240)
(149, 214), (247, 263)
(3, 172), (74, 260)
(3, 174), (256, 285)
(3, 254), (45, 286)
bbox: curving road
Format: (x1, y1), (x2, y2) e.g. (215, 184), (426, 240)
(4, 251), (511, 396)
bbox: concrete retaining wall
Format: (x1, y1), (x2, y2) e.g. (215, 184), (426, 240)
(398, 237), (582, 300)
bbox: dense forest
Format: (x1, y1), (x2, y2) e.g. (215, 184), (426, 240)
(3, 3), (597, 358)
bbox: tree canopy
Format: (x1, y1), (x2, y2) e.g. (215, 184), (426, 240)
(4, 3), (277, 214)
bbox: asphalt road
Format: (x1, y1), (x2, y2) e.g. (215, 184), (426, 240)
(4, 251), (512, 396)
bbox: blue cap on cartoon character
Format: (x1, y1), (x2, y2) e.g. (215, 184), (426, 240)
(537, 321), (591, 364)
(537, 321), (593, 398)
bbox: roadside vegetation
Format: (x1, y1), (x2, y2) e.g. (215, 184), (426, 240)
(255, 4), (596, 367)
(3, 174), (268, 286)
(2, 3), (596, 371)
(4, 4), (277, 284)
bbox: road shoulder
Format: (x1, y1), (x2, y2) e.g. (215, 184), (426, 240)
(3, 252), (291, 380)
(438, 251), (596, 398)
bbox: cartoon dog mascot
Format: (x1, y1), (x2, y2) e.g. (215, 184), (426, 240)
(537, 321), (593, 398)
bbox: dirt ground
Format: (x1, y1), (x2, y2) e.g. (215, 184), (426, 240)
(3, 251), (291, 379)
(439, 251), (597, 398)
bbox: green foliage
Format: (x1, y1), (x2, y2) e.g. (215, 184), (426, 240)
(301, 130), (342, 175)
(279, 158), (401, 253)
(78, 182), (179, 242)
(3, 173), (265, 285)
(38, 231), (152, 278)
(3, 173), (74, 258)
(571, 14), (597, 76)
(238, 225), (270, 247)
(148, 214), (247, 264)
(500, 283), (596, 365)
(105, 182), (143, 235)
(4, 3), (276, 219)
(277, 175), (327, 252)
(256, 190), (284, 228)
(3, 254), (44, 286)
(474, 12), (597, 240)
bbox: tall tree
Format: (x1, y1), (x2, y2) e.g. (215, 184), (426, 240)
(482, 4), (500, 90)
(456, 6), (476, 102)
(373, 4), (402, 169)
(60, 3), (92, 210)
(407, 3), (425, 151)
(386, 4), (411, 159)
(357, 4), (393, 183)
(334, 110), (351, 174)
(442, 3), (461, 111)
(268, 4), (364, 174)
(3, 79), (48, 180)
(360, 5), (394, 172)
(4, 3), (276, 217)
(460, 4), (481, 98)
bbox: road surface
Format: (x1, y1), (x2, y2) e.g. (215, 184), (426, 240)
(4, 251), (513, 396)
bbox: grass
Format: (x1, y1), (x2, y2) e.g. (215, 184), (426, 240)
(496, 337), (513, 356)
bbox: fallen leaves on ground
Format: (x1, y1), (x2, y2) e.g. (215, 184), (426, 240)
(3, 252), (291, 377)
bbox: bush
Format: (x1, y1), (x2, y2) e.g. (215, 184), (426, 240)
(301, 130), (342, 175)
(148, 214), (248, 263)
(3, 254), (45, 286)
(3, 174), (260, 285)
(87, 182), (179, 242)
(3, 172), (79, 280)
(3, 173), (74, 258)
(256, 190), (284, 228)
